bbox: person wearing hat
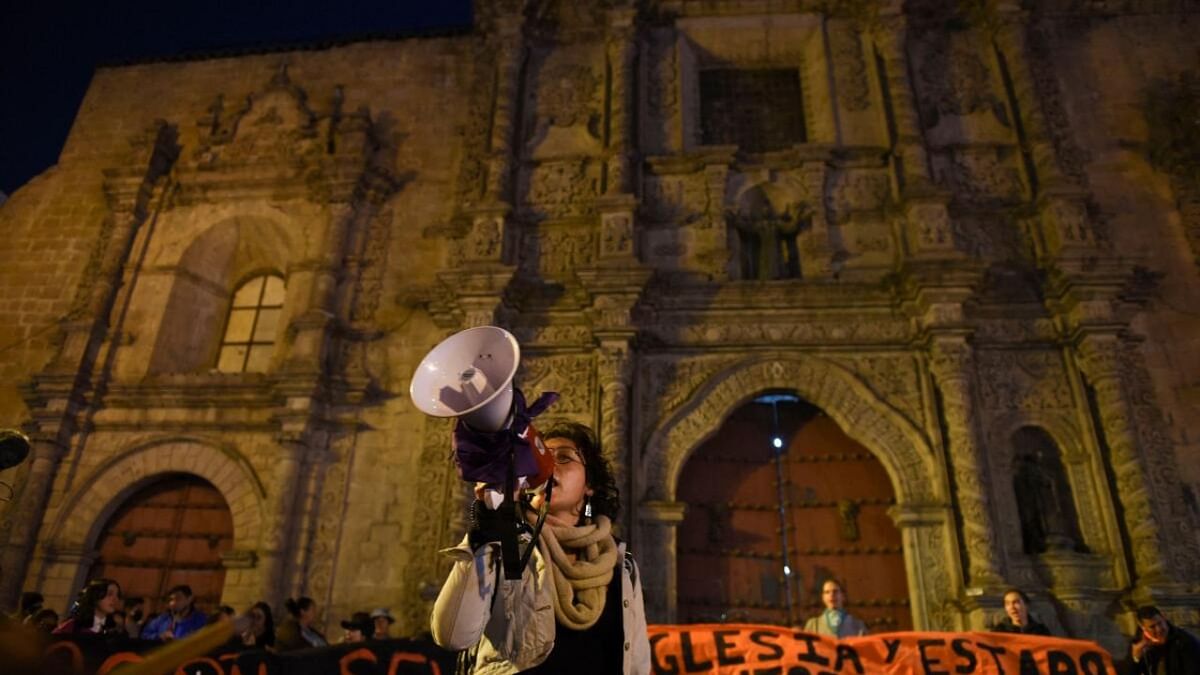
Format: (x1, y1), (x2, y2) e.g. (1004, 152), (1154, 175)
(140, 584), (206, 641)
(370, 608), (395, 640)
(340, 611), (373, 643)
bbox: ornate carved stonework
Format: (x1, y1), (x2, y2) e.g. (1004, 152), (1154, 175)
(520, 225), (598, 276)
(927, 338), (1005, 588)
(524, 159), (602, 218)
(517, 353), (596, 418)
(918, 36), (1009, 128)
(977, 350), (1075, 411)
(829, 353), (925, 427)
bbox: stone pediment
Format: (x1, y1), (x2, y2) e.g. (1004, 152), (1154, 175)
(191, 63), (321, 172)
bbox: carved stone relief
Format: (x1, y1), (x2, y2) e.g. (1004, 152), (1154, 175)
(523, 159), (601, 218)
(519, 226), (598, 276)
(825, 169), (891, 224)
(642, 172), (711, 225)
(828, 353), (925, 428)
(976, 350), (1075, 411)
(917, 36), (1009, 130)
(934, 146), (1025, 205)
(517, 353), (596, 418)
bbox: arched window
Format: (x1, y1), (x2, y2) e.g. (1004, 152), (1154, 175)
(1011, 427), (1086, 555)
(216, 275), (285, 373)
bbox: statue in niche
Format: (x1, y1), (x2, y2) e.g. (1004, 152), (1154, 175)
(1011, 427), (1086, 555)
(726, 184), (811, 280)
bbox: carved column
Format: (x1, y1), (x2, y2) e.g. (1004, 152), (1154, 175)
(597, 341), (634, 524)
(0, 439), (67, 603)
(890, 504), (960, 631)
(637, 500), (687, 623)
(927, 337), (1005, 590)
(1075, 334), (1171, 586)
(606, 8), (637, 196)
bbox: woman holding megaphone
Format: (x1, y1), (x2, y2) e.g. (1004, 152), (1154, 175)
(430, 420), (651, 674)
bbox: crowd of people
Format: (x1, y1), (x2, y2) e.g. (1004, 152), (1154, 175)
(10, 583), (408, 653)
(7, 419), (1200, 674)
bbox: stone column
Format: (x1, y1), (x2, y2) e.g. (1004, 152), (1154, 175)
(257, 441), (306, 607)
(484, 18), (525, 204)
(927, 336), (1005, 589)
(637, 500), (687, 623)
(606, 8), (637, 196)
(890, 504), (959, 631)
(992, 17), (1069, 191)
(0, 438), (67, 605)
(873, 14), (934, 193)
(1075, 334), (1170, 585)
(597, 341), (634, 521)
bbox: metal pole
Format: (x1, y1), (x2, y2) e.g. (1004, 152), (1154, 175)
(770, 398), (794, 626)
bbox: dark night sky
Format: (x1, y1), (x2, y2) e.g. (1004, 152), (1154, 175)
(0, 1), (473, 196)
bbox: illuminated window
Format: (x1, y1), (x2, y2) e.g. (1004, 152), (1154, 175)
(216, 275), (284, 373)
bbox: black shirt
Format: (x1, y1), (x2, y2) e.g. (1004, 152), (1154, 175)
(523, 564), (624, 674)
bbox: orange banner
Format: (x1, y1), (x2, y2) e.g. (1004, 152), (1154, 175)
(647, 624), (1116, 674)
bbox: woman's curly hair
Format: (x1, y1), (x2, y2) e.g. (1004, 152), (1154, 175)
(540, 421), (620, 522)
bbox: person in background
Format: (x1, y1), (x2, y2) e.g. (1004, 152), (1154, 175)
(341, 612), (373, 644)
(27, 608), (59, 633)
(1124, 605), (1200, 674)
(15, 592), (44, 623)
(53, 578), (123, 635)
(803, 579), (868, 637)
(122, 596), (145, 640)
(991, 588), (1051, 636)
(235, 602), (276, 651)
(277, 596), (328, 651)
(370, 608), (395, 640)
(207, 605), (236, 626)
(141, 585), (206, 641)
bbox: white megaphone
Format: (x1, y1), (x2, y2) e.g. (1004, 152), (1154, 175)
(409, 326), (520, 433)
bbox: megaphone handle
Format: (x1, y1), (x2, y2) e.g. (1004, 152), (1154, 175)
(500, 443), (524, 580)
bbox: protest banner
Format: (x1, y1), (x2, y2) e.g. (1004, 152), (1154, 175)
(648, 624), (1116, 675)
(38, 636), (453, 675)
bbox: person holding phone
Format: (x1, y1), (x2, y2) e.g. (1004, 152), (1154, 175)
(1126, 606), (1200, 674)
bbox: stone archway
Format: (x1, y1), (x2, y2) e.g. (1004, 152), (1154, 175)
(636, 355), (961, 628)
(33, 438), (266, 613)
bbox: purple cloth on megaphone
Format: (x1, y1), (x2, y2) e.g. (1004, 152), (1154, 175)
(452, 388), (560, 485)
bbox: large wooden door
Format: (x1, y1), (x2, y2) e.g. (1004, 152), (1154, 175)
(676, 394), (911, 631)
(90, 474), (232, 615)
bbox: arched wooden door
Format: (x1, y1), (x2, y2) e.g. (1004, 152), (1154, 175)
(89, 474), (233, 615)
(676, 393), (911, 631)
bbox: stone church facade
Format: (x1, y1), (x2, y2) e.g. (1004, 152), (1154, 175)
(0, 0), (1197, 655)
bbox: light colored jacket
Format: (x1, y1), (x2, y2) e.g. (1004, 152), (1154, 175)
(803, 610), (868, 638)
(431, 535), (651, 675)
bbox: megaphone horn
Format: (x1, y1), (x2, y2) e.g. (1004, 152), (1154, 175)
(409, 326), (520, 433)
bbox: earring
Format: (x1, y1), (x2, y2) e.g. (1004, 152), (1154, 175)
(584, 498), (593, 519)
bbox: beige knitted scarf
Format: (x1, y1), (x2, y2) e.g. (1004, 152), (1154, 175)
(536, 515), (619, 630)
